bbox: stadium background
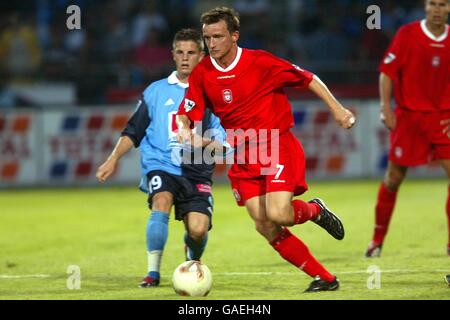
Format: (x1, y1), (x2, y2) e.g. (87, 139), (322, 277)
(0, 0), (449, 301)
(0, 0), (442, 187)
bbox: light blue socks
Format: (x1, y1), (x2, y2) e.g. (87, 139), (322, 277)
(146, 211), (169, 279)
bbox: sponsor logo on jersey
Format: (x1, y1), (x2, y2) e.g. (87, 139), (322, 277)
(184, 99), (196, 112)
(222, 89), (233, 104)
(384, 53), (396, 64)
(271, 179), (286, 183)
(432, 56), (440, 67)
(197, 183), (212, 193)
(164, 98), (175, 106)
(217, 75), (236, 80)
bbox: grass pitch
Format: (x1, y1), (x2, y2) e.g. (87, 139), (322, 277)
(0, 180), (449, 300)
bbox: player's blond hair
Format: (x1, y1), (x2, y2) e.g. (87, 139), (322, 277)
(200, 7), (240, 33)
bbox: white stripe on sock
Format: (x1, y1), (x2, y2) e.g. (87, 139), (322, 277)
(147, 250), (163, 274)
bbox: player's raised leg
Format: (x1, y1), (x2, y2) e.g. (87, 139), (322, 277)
(140, 191), (173, 288)
(183, 212), (210, 261)
(366, 161), (407, 257)
(245, 195), (339, 292)
(263, 132), (344, 239)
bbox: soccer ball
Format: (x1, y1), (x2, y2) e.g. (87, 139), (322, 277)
(172, 260), (212, 297)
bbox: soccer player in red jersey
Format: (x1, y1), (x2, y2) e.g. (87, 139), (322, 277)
(176, 7), (356, 292)
(366, 0), (450, 257)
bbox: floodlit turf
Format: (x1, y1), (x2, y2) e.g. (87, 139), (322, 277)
(0, 180), (449, 300)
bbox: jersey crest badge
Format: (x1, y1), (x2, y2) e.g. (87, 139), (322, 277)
(222, 89), (233, 104)
(432, 56), (440, 67)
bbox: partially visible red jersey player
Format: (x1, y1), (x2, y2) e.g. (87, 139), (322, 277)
(366, 0), (450, 257)
(176, 7), (355, 292)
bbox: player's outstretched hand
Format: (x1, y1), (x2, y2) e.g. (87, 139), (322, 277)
(96, 158), (117, 183)
(333, 107), (356, 129)
(176, 115), (194, 144)
(380, 108), (396, 130)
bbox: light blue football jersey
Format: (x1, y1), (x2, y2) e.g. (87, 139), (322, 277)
(139, 72), (187, 178)
(124, 72), (227, 193)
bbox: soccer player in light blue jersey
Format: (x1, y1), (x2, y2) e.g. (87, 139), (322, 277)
(96, 29), (229, 288)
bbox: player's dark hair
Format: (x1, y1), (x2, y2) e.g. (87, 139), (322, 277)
(173, 28), (204, 51)
(425, 0), (450, 4)
(200, 7), (240, 33)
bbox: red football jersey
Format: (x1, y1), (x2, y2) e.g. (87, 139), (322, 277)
(380, 20), (450, 111)
(177, 48), (314, 145)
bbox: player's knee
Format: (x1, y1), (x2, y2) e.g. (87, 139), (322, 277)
(384, 170), (406, 190)
(254, 219), (276, 238)
(254, 221), (267, 237)
(152, 194), (173, 212)
(188, 225), (208, 242)
(186, 213), (209, 241)
(266, 205), (292, 226)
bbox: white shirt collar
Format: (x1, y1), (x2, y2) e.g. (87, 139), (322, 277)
(167, 71), (189, 88)
(420, 19), (449, 42)
(210, 47), (243, 72)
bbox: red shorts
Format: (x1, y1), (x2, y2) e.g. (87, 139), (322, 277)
(227, 131), (308, 206)
(389, 108), (450, 166)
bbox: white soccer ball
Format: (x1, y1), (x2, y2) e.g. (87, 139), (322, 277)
(172, 260), (212, 297)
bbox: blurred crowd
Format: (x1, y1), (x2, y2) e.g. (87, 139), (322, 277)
(0, 0), (428, 106)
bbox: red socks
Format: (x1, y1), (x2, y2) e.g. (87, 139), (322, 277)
(292, 200), (321, 225)
(270, 227), (335, 282)
(373, 183), (398, 245)
(373, 183), (450, 251)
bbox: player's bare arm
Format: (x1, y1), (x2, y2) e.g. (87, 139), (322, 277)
(96, 135), (134, 183)
(192, 135), (230, 156)
(308, 75), (356, 129)
(379, 72), (396, 130)
(190, 134), (218, 149)
(176, 114), (193, 143)
(177, 120), (227, 153)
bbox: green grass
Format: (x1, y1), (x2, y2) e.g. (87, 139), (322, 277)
(0, 180), (449, 300)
